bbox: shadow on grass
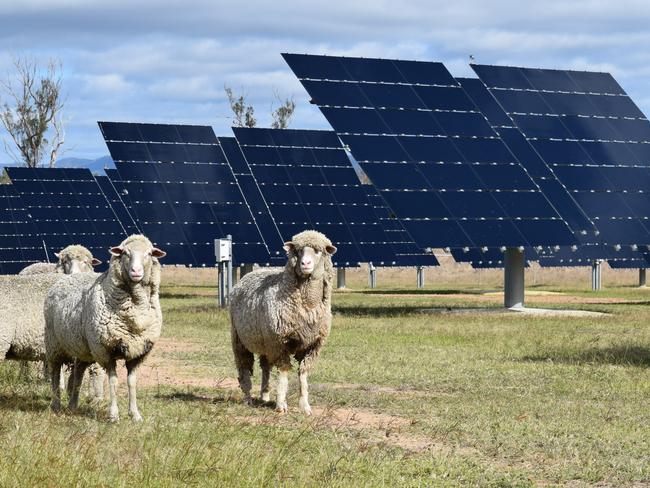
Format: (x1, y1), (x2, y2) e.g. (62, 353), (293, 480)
(0, 392), (100, 418)
(332, 304), (498, 317)
(161, 293), (217, 300)
(347, 288), (492, 296)
(520, 345), (650, 367)
(155, 391), (276, 409)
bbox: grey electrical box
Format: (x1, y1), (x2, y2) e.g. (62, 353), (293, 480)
(214, 238), (232, 262)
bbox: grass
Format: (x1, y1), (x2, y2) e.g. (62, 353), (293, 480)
(1, 281), (650, 486)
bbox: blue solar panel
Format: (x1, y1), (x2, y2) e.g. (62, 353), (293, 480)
(232, 127), (431, 266)
(0, 184), (48, 274)
(95, 174), (140, 235)
(470, 64), (650, 249)
(99, 121), (271, 266)
(6, 167), (126, 267)
(284, 53), (577, 252)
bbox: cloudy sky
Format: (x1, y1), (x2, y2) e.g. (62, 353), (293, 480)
(1, 0), (649, 162)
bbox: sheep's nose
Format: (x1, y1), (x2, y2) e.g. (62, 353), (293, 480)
(301, 258), (313, 267)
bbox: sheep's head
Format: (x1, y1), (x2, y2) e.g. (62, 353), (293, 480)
(284, 230), (337, 279)
(54, 245), (102, 274)
(109, 235), (166, 284)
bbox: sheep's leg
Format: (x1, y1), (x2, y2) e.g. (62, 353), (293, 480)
(68, 361), (90, 410)
(65, 363), (75, 399)
(49, 359), (63, 412)
(107, 359), (119, 422)
(259, 355), (271, 403)
(19, 361), (31, 381)
(296, 343), (322, 416)
(232, 329), (254, 405)
(88, 364), (105, 401)
(125, 357), (144, 422)
(275, 359), (291, 414)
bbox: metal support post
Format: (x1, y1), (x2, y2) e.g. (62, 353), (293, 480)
(368, 263), (377, 288)
(504, 247), (525, 309)
(591, 259), (602, 291)
(639, 268), (646, 288)
(218, 262), (227, 308)
(336, 267), (346, 289)
(416, 266), (424, 289)
(226, 235), (233, 299)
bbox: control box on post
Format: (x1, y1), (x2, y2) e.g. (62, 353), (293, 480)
(214, 237), (233, 308)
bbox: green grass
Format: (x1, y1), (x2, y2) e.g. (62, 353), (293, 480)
(1, 283), (650, 486)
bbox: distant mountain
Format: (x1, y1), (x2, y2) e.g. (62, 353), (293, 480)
(56, 155), (114, 173)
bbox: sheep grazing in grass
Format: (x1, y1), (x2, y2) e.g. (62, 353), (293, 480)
(19, 244), (102, 275)
(229, 230), (337, 415)
(45, 234), (166, 422)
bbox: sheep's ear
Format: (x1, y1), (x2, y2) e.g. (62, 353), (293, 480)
(325, 244), (337, 255)
(91, 258), (102, 266)
(109, 246), (124, 257)
(283, 241), (295, 253)
(54, 252), (60, 259)
(152, 247), (166, 259)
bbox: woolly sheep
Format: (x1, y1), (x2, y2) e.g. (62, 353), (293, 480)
(229, 230), (337, 415)
(45, 234), (166, 421)
(19, 244), (102, 275)
(0, 245), (102, 388)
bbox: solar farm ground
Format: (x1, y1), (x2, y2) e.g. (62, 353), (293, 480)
(1, 271), (649, 486)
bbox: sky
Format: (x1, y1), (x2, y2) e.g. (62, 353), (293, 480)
(1, 0), (650, 162)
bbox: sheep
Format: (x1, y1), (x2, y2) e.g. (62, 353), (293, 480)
(19, 244), (102, 275)
(45, 234), (166, 421)
(0, 245), (103, 391)
(229, 230), (337, 415)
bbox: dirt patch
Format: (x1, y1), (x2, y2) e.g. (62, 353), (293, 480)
(156, 338), (204, 354)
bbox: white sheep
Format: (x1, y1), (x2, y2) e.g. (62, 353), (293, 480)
(19, 244), (102, 275)
(45, 234), (165, 421)
(229, 230), (337, 415)
(0, 245), (103, 390)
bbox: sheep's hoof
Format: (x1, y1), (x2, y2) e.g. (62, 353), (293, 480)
(299, 398), (312, 416)
(51, 402), (62, 413)
(275, 402), (288, 414)
(109, 409), (120, 422)
(244, 396), (253, 406)
(261, 392), (271, 403)
(130, 411), (143, 422)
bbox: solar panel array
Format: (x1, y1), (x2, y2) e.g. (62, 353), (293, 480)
(283, 53), (578, 253)
(0, 184), (48, 274)
(99, 121), (271, 266)
(233, 127), (431, 266)
(470, 64), (650, 248)
(6, 167), (126, 266)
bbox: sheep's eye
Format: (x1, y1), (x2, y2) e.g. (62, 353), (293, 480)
(316, 251), (322, 255)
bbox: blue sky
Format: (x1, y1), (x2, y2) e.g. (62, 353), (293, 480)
(1, 0), (649, 162)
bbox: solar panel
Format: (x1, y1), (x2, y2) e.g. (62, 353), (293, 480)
(6, 167), (126, 266)
(470, 64), (650, 249)
(95, 173), (140, 235)
(0, 184), (48, 274)
(283, 53), (577, 252)
(232, 127), (423, 266)
(536, 244), (649, 267)
(99, 121), (271, 266)
(361, 184), (438, 266)
(217, 136), (285, 265)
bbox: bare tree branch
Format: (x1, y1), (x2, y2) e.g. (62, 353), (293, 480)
(0, 56), (66, 168)
(224, 85), (256, 128)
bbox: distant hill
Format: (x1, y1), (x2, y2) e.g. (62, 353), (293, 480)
(56, 155), (115, 173)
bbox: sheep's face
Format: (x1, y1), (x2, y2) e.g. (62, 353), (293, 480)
(284, 242), (337, 278)
(110, 240), (166, 283)
(55, 250), (102, 274)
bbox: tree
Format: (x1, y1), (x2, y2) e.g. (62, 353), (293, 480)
(224, 86), (256, 128)
(271, 92), (296, 129)
(0, 57), (65, 168)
